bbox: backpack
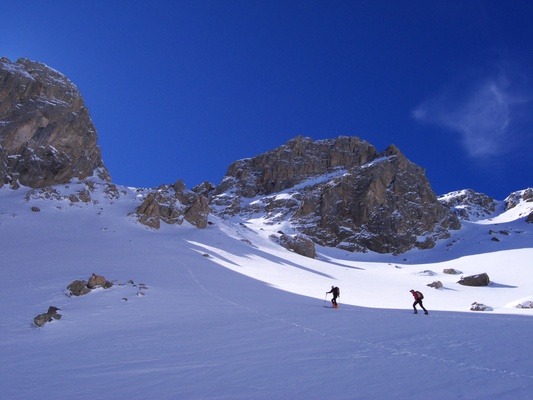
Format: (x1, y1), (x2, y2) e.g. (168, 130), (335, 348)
(416, 291), (424, 299)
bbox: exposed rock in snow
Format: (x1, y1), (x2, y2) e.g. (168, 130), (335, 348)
(470, 302), (493, 311)
(458, 273), (490, 287)
(33, 306), (61, 327)
(134, 180), (210, 229)
(278, 233), (316, 259)
(438, 189), (498, 221)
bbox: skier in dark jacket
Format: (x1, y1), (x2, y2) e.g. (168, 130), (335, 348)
(410, 289), (428, 314)
(326, 286), (340, 308)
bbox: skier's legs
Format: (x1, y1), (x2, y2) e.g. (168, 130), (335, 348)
(420, 300), (428, 314)
(413, 300), (418, 313)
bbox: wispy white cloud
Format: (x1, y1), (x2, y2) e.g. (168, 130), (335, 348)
(413, 67), (531, 158)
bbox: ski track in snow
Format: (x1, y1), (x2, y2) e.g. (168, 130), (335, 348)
(182, 259), (533, 384)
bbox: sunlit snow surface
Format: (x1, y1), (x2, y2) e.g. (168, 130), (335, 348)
(1, 183), (532, 399)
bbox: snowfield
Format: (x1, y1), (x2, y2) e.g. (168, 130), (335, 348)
(0, 182), (532, 399)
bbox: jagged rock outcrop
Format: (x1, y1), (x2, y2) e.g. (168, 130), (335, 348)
(0, 57), (110, 188)
(278, 233), (316, 259)
(438, 189), (498, 221)
(134, 180), (210, 229)
(192, 181), (216, 198)
(211, 136), (460, 254)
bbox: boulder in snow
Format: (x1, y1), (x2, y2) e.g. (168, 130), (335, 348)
(34, 306), (61, 327)
(427, 281), (443, 289)
(279, 233), (316, 259)
(443, 268), (461, 275)
(87, 273), (113, 289)
(458, 273), (490, 287)
(67, 280), (91, 296)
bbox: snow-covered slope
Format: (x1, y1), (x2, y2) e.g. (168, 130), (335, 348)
(1, 182), (532, 399)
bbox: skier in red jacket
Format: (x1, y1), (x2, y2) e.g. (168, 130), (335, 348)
(410, 289), (428, 315)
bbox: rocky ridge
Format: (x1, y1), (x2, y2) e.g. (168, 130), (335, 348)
(0, 57), (110, 188)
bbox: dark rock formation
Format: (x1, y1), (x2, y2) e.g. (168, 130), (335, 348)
(458, 273), (490, 287)
(134, 180), (210, 229)
(212, 136), (460, 254)
(279, 233), (316, 259)
(192, 181), (216, 198)
(0, 57), (110, 188)
(67, 280), (91, 296)
(214, 136), (378, 197)
(67, 274), (112, 296)
(34, 306), (61, 327)
(427, 281), (443, 289)
(87, 273), (113, 289)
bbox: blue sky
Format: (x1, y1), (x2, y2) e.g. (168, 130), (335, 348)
(2, 1), (532, 199)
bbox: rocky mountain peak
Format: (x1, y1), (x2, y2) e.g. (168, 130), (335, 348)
(211, 136), (461, 254)
(0, 57), (110, 188)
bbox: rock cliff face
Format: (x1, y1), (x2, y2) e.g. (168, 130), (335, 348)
(211, 136), (461, 254)
(0, 58), (110, 188)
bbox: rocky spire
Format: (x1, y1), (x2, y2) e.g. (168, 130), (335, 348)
(0, 57), (110, 188)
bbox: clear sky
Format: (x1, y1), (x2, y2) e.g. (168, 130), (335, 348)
(2, 1), (532, 199)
